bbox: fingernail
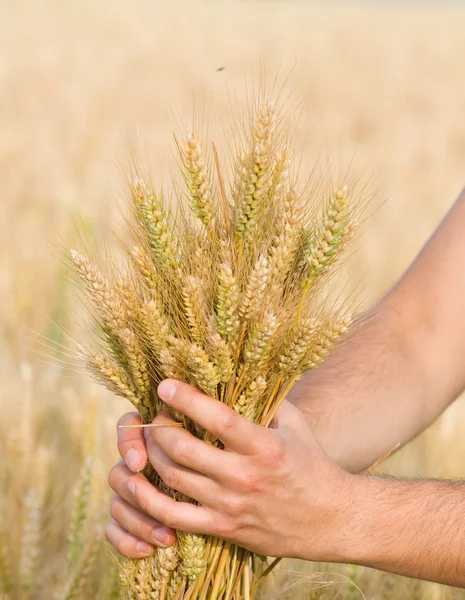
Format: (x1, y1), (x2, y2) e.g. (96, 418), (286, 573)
(127, 479), (136, 495)
(136, 540), (154, 555)
(158, 380), (177, 401)
(144, 427), (151, 441)
(152, 526), (171, 547)
(126, 449), (140, 472)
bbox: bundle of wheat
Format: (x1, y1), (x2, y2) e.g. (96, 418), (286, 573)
(70, 95), (360, 600)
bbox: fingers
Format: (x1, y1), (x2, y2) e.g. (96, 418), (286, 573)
(117, 412), (147, 473)
(108, 460), (215, 534)
(105, 519), (154, 559)
(146, 432), (219, 504)
(110, 495), (176, 549)
(158, 380), (266, 454)
(148, 411), (234, 480)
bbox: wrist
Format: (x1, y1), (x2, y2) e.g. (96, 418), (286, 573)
(297, 469), (369, 563)
(326, 472), (369, 563)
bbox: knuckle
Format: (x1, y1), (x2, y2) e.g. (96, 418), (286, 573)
(242, 469), (261, 492)
(163, 508), (180, 530)
(162, 465), (181, 490)
(216, 407), (237, 437)
(173, 439), (192, 464)
(266, 438), (286, 464)
(226, 495), (246, 517)
(218, 517), (237, 539)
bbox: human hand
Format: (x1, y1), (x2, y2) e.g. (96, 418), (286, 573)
(106, 379), (356, 561)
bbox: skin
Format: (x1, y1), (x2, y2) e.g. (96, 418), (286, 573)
(107, 189), (465, 586)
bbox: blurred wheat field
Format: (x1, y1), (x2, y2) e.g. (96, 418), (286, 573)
(1, 0), (465, 598)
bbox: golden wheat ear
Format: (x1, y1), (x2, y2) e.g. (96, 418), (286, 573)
(72, 92), (364, 599)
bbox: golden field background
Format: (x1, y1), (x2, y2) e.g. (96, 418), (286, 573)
(1, 0), (465, 598)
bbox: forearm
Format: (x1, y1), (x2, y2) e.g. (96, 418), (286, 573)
(330, 475), (465, 587)
(288, 297), (437, 472)
(289, 188), (465, 472)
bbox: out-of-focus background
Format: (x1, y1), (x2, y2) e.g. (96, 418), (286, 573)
(1, 0), (465, 598)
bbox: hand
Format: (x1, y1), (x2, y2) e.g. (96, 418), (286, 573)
(106, 379), (356, 561)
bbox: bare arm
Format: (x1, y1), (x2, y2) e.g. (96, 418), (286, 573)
(345, 476), (465, 586)
(290, 188), (465, 472)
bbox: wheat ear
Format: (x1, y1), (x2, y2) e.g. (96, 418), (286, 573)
(235, 102), (277, 238)
(60, 532), (101, 600)
(19, 487), (41, 592)
(303, 186), (354, 280)
(180, 135), (214, 231)
(67, 456), (93, 565)
(131, 176), (180, 270)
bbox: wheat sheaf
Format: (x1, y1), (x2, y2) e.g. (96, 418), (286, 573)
(70, 95), (362, 600)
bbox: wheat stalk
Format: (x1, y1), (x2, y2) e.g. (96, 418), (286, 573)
(72, 94), (361, 599)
